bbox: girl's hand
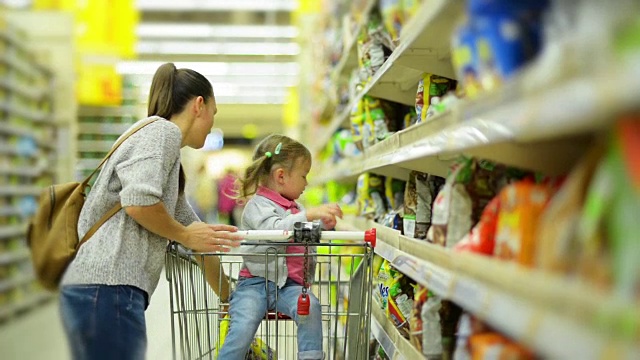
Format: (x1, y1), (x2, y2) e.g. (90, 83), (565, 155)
(307, 203), (343, 228)
(181, 223), (243, 253)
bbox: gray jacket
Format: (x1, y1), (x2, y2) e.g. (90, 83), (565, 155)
(237, 194), (316, 288)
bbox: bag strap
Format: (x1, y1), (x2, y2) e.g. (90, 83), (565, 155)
(79, 203), (122, 246)
(78, 117), (160, 246)
(81, 118), (160, 187)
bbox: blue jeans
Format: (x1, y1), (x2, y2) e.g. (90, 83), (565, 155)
(218, 277), (324, 360)
(59, 285), (148, 360)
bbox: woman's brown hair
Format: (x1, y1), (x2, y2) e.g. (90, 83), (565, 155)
(147, 63), (213, 193)
(237, 134), (311, 199)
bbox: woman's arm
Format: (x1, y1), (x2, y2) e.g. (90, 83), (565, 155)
(126, 202), (241, 252)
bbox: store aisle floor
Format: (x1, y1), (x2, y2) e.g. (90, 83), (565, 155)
(0, 270), (177, 360)
(147, 269), (175, 360)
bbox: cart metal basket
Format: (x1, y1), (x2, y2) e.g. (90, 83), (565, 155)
(165, 224), (375, 360)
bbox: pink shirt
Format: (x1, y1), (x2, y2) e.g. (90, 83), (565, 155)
(239, 186), (307, 285)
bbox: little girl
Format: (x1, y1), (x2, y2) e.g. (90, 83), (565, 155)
(217, 134), (342, 360)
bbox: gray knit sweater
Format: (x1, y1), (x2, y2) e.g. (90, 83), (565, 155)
(61, 116), (199, 300)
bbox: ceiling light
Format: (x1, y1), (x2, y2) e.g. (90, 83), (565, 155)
(137, 24), (299, 39)
(136, 41), (300, 56)
(136, 0), (298, 12)
(116, 61), (300, 76)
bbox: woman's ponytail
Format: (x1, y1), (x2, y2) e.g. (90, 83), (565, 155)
(148, 63), (176, 118)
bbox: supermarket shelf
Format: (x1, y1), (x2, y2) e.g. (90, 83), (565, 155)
(0, 143), (37, 158)
(0, 247), (30, 266)
(312, 0), (463, 154)
(0, 122), (32, 137)
(0, 225), (27, 239)
(0, 102), (49, 123)
(0, 206), (21, 217)
(78, 140), (116, 152)
(0, 273), (35, 293)
(330, 0), (377, 83)
(316, 59), (640, 179)
(0, 186), (41, 196)
(78, 105), (138, 118)
(0, 30), (50, 77)
(338, 217), (640, 360)
(78, 122), (132, 135)
(362, 0), (461, 106)
(0, 54), (38, 80)
(371, 301), (425, 360)
(0, 292), (54, 322)
(76, 158), (103, 171)
(0, 78), (46, 102)
(0, 165), (42, 177)
(313, 105), (353, 155)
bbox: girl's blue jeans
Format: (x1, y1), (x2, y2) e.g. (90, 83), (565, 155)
(59, 284), (148, 360)
(217, 276), (324, 360)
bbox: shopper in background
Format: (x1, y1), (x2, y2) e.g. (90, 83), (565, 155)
(217, 168), (239, 226)
(217, 134), (342, 360)
(191, 163), (219, 223)
(58, 63), (243, 360)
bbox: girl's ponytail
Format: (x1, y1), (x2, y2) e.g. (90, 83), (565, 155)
(237, 156), (270, 199)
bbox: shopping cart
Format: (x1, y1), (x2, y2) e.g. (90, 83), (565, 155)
(165, 222), (377, 360)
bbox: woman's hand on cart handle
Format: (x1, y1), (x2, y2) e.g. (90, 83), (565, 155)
(181, 223), (243, 253)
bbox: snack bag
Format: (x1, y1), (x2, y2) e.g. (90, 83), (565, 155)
(381, 210), (403, 232)
(365, 96), (392, 143)
(380, 0), (404, 42)
(385, 266), (415, 338)
(494, 180), (553, 267)
(429, 158), (516, 248)
(350, 98), (366, 151)
(452, 21), (482, 98)
(410, 285), (428, 352)
(415, 77), (426, 123)
(357, 173), (386, 220)
(454, 195), (501, 256)
(535, 146), (604, 274)
(246, 338), (277, 360)
(372, 254), (385, 279)
(468, 333), (535, 360)
(356, 173), (374, 218)
(416, 174), (446, 240)
(375, 260), (392, 310)
(385, 176), (406, 210)
(402, 0), (422, 21)
(421, 292), (443, 359)
(424, 75), (456, 121)
(577, 117), (640, 300)
(403, 171), (419, 238)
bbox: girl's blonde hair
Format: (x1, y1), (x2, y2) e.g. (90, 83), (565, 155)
(237, 134), (311, 199)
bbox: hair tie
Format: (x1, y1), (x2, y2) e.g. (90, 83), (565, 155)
(265, 152), (272, 158)
(274, 142), (282, 155)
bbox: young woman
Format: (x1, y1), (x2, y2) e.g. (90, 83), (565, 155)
(59, 63), (243, 360)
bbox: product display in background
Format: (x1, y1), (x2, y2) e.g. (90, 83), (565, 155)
(451, 0), (549, 97)
(307, 0), (640, 358)
(0, 19), (56, 322)
(350, 95), (412, 151)
(357, 172), (388, 221)
(415, 73), (458, 123)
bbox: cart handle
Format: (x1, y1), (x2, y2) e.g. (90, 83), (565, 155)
(236, 228), (376, 247)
